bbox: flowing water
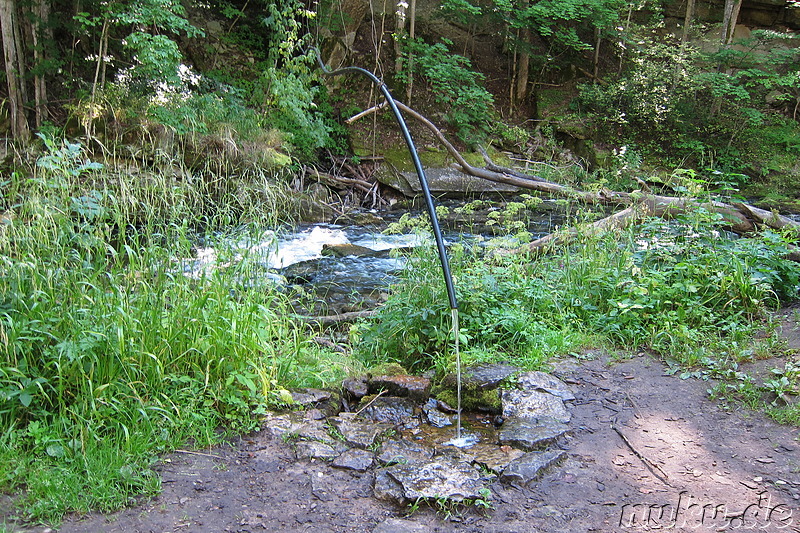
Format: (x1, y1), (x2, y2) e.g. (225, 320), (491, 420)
(182, 203), (566, 443)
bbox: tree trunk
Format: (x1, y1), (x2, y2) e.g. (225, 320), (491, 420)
(405, 0), (416, 104)
(513, 0), (530, 107)
(32, 0), (50, 128)
(681, 0), (695, 44)
(393, 0), (407, 74)
(0, 0), (30, 142)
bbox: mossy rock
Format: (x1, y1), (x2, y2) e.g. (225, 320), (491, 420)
(368, 363), (408, 376)
(433, 386), (502, 414)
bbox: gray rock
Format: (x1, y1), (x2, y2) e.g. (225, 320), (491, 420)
(332, 449), (374, 472)
(357, 397), (415, 425)
(497, 416), (569, 451)
(500, 449), (566, 485)
(400, 168), (520, 194)
(321, 243), (378, 257)
(368, 375), (431, 402)
(517, 371), (575, 401)
(467, 442), (526, 474)
(342, 377), (368, 401)
(464, 364), (522, 390)
(381, 456), (488, 503)
(422, 398), (453, 428)
(260, 411), (308, 439)
(373, 518), (430, 533)
(296, 420), (338, 446)
(295, 440), (339, 460)
(502, 387), (572, 424)
(374, 469), (406, 503)
(376, 439), (433, 466)
(328, 413), (393, 448)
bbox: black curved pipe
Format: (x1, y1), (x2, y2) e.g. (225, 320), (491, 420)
(313, 49), (458, 311)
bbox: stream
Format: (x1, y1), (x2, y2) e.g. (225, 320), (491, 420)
(181, 200), (567, 314)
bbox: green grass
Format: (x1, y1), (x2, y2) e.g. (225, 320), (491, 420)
(359, 203), (800, 379)
(0, 138), (362, 524)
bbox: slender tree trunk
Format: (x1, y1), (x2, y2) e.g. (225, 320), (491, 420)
(32, 0), (50, 128)
(592, 26), (601, 81)
(0, 0), (30, 141)
(393, 0), (407, 74)
(405, 0), (416, 104)
(681, 0), (695, 44)
(513, 0), (530, 107)
(721, 0), (742, 45)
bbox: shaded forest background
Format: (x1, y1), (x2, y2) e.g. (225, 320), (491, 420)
(1, 0), (800, 207)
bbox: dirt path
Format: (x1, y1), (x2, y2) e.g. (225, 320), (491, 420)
(14, 315), (800, 532)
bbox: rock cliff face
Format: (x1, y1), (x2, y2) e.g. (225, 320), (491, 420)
(663, 0), (800, 29)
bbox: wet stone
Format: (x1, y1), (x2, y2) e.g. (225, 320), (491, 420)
(502, 387), (572, 423)
(464, 364), (522, 390)
(291, 388), (341, 416)
(500, 449), (566, 485)
(517, 371), (576, 402)
(497, 416), (569, 451)
(332, 449), (374, 472)
(357, 397), (415, 425)
(468, 442), (526, 474)
(321, 243), (378, 257)
(422, 398), (453, 428)
(295, 440), (339, 460)
(342, 377), (368, 401)
(376, 439), (434, 466)
(381, 456), (488, 503)
(296, 420), (337, 446)
(374, 469), (406, 503)
(328, 413), (393, 449)
(261, 411), (308, 439)
(368, 375), (431, 402)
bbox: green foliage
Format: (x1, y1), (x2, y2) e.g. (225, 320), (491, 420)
(0, 139), (359, 522)
(397, 38), (494, 143)
(358, 202), (800, 374)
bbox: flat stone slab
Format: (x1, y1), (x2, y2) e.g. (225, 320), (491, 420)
(328, 413), (393, 448)
(332, 449), (374, 472)
(497, 416), (569, 451)
(502, 387), (572, 423)
(376, 439), (433, 466)
(464, 442), (526, 474)
(295, 440), (339, 460)
(517, 371), (575, 401)
(368, 375), (431, 402)
(500, 449), (566, 485)
(464, 364), (522, 390)
(377, 456), (488, 504)
(357, 397), (415, 425)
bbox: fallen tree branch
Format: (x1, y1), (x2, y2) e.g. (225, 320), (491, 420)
(612, 423), (670, 485)
(346, 98), (800, 255)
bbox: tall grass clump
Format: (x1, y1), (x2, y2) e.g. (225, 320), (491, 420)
(0, 137), (356, 523)
(358, 204), (800, 374)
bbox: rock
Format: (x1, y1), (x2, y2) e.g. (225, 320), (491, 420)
(373, 518), (430, 533)
(422, 398), (453, 428)
(295, 419), (338, 446)
(290, 388), (341, 416)
(295, 441), (339, 460)
(497, 416), (569, 451)
(342, 377), (369, 402)
(332, 449), (374, 472)
(260, 411), (308, 439)
(469, 443), (526, 474)
(517, 371), (575, 401)
(368, 375), (431, 402)
(376, 439), (434, 466)
(379, 456), (489, 504)
(328, 413), (393, 448)
(463, 364), (521, 390)
(374, 469), (406, 503)
(500, 449), (566, 485)
(321, 243), (378, 257)
(502, 387), (572, 424)
(357, 397), (416, 425)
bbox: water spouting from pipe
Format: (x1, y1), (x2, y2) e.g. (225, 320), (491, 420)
(313, 49), (474, 447)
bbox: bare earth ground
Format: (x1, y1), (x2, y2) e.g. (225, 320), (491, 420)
(10, 312), (800, 533)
